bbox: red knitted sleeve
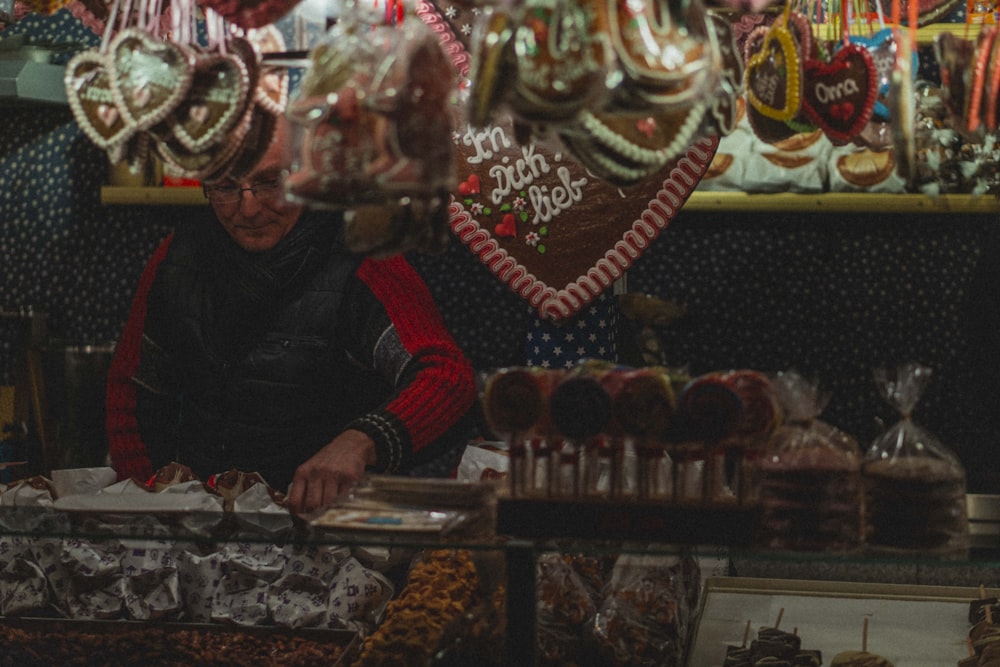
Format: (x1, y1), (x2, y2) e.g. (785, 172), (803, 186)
(354, 255), (476, 459)
(105, 234), (174, 482)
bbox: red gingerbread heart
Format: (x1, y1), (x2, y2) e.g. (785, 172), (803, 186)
(801, 43), (878, 143)
(419, 0), (717, 321)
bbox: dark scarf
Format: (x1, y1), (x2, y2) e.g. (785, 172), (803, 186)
(200, 211), (343, 359)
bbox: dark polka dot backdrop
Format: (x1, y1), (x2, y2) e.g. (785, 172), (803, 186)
(1, 10), (999, 493)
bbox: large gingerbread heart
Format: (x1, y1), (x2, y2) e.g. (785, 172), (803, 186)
(801, 42), (877, 144)
(420, 0), (717, 321)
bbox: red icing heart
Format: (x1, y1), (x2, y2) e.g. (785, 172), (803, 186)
(458, 174), (481, 196)
(801, 43), (878, 143)
(495, 213), (517, 238)
(417, 0), (717, 321)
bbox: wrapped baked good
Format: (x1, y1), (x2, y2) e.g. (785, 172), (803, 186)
(285, 4), (455, 256)
(862, 362), (969, 557)
(753, 370), (863, 552)
(591, 553), (700, 667)
(535, 552), (597, 665)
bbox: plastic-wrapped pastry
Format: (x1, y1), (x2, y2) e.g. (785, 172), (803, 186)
(862, 362), (969, 558)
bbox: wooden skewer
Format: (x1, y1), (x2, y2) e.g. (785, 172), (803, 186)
(774, 607), (784, 630)
(741, 619), (751, 648)
(862, 616), (869, 654)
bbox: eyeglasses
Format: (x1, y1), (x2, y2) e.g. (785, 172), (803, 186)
(204, 178), (283, 205)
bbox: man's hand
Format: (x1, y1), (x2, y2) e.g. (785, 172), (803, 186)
(287, 429), (377, 515)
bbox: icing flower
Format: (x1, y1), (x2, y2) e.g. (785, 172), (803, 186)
(444, 5), (457, 18)
(525, 231), (541, 247)
(470, 202), (485, 215)
(513, 195), (526, 210)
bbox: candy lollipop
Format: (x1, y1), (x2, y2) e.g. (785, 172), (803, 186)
(674, 372), (744, 501)
(482, 366), (563, 495)
(549, 360), (614, 496)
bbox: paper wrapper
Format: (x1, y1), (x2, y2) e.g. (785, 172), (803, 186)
(327, 556), (394, 632)
(50, 467), (118, 498)
(211, 542), (285, 626)
(0, 557), (48, 615)
(232, 482), (293, 535)
(58, 539), (126, 619)
(268, 543), (351, 628)
(175, 549), (225, 622)
(121, 539), (180, 620)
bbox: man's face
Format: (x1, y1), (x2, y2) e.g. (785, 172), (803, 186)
(206, 136), (304, 253)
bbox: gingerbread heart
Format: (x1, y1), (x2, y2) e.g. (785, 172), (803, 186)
(170, 52), (252, 152)
(109, 27), (195, 132)
(745, 21), (801, 122)
(608, 0), (713, 109)
(424, 0), (716, 321)
(704, 12), (744, 136)
(743, 26), (797, 145)
(510, 0), (612, 122)
(801, 42), (877, 143)
(65, 50), (135, 150)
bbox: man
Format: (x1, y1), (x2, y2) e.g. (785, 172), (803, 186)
(106, 123), (477, 514)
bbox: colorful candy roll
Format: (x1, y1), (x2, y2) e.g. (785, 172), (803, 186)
(549, 361), (614, 441)
(721, 369), (783, 440)
(602, 366), (676, 438)
(482, 366), (560, 436)
(677, 373), (744, 442)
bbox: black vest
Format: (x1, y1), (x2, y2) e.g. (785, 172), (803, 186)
(142, 217), (382, 489)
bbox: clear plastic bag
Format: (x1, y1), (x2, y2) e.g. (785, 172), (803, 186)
(590, 553), (699, 667)
(753, 370), (863, 552)
(862, 362), (969, 557)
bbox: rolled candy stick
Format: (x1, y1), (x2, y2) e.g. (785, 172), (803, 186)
(549, 360), (614, 442)
(601, 365), (676, 438)
(676, 372), (744, 442)
(721, 369), (783, 440)
(482, 366), (562, 436)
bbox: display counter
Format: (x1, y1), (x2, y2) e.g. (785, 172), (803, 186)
(0, 484), (997, 666)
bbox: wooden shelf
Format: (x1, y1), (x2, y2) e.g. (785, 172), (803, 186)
(100, 186), (206, 206)
(684, 191), (1000, 214)
(101, 186), (1000, 214)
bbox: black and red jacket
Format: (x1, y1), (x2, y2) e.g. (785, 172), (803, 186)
(106, 218), (476, 489)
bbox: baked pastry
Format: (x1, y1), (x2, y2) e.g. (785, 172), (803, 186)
(150, 461), (200, 491)
(829, 650), (894, 666)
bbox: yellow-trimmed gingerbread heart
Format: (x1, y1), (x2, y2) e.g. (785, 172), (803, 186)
(745, 22), (801, 122)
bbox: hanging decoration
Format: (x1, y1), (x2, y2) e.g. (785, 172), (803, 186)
(64, 0), (288, 183)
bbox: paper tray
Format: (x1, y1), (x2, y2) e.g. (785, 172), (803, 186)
(0, 616), (360, 665)
(686, 576), (978, 666)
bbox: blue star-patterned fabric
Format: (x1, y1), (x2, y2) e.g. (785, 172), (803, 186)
(525, 291), (619, 368)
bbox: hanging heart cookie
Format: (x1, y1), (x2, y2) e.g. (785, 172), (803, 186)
(170, 52), (252, 153)
(745, 19), (801, 122)
(510, 0), (613, 123)
(109, 27), (195, 132)
(65, 50), (135, 150)
(801, 42), (877, 144)
(607, 0), (713, 109)
(703, 12), (745, 137)
(743, 25), (797, 144)
(964, 26), (996, 136)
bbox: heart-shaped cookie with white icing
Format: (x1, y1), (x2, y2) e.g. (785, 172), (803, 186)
(65, 50), (136, 150)
(420, 0), (717, 321)
(109, 27), (195, 132)
(170, 52), (252, 152)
